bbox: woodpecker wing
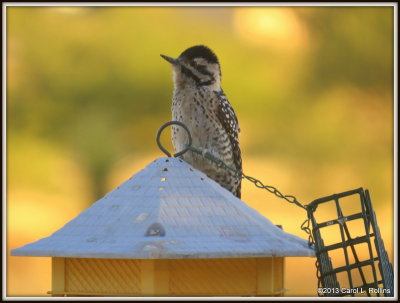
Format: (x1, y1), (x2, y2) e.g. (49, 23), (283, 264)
(215, 90), (242, 197)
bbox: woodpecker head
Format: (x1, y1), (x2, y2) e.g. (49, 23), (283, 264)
(161, 45), (221, 89)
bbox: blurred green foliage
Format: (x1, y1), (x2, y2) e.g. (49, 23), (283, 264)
(7, 6), (394, 202)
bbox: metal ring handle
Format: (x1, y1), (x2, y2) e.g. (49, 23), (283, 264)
(156, 121), (192, 157)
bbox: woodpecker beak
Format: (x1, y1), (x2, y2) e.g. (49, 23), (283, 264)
(160, 54), (178, 65)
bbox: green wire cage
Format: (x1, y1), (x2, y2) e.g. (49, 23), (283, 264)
(307, 188), (394, 297)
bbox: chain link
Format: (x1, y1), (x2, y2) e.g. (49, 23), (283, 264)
(185, 144), (314, 247)
(186, 144), (307, 209)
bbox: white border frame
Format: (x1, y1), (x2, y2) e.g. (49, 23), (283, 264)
(2, 2), (398, 301)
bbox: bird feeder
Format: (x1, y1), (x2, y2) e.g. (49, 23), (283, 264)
(307, 188), (394, 297)
(11, 157), (314, 297)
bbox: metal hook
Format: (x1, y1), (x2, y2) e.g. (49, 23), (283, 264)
(156, 121), (192, 157)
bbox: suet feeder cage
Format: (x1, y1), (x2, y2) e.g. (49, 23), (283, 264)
(307, 188), (394, 297)
(11, 157), (314, 297)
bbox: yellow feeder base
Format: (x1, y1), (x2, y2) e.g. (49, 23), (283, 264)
(50, 257), (285, 297)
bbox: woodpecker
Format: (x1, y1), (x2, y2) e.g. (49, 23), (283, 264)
(161, 45), (242, 198)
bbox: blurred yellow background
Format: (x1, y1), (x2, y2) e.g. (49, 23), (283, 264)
(6, 5), (394, 297)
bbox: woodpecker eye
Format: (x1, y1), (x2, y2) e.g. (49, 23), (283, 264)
(196, 64), (212, 76)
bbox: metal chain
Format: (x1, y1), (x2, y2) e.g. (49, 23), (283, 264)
(154, 121), (314, 247)
(185, 144), (315, 247)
